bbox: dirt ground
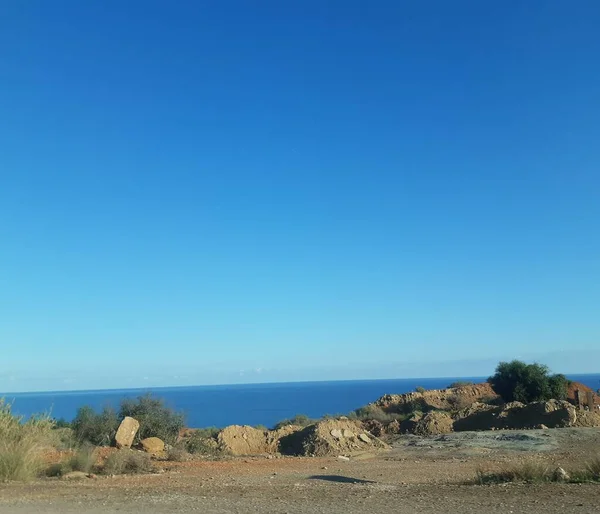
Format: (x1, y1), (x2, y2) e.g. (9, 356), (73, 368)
(1, 427), (599, 514)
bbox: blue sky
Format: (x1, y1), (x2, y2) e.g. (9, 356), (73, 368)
(1, 1), (599, 392)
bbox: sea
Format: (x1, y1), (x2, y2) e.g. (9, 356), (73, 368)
(3, 374), (600, 429)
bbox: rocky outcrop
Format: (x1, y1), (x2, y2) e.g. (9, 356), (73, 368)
(453, 400), (577, 431)
(278, 419), (389, 457)
(372, 383), (497, 415)
(115, 417), (139, 449)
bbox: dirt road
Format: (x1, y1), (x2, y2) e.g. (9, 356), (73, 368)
(1, 428), (599, 513)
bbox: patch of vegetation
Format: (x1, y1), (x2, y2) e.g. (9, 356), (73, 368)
(475, 462), (551, 484)
(46, 444), (98, 477)
(166, 446), (190, 462)
(103, 449), (155, 475)
(253, 424), (268, 431)
(71, 395), (185, 446)
(0, 400), (56, 481)
(184, 431), (220, 455)
(352, 405), (406, 423)
(448, 381), (474, 389)
(488, 360), (568, 403)
(474, 457), (600, 485)
(71, 406), (119, 446)
(119, 394), (185, 445)
(272, 414), (313, 430)
(415, 386), (426, 393)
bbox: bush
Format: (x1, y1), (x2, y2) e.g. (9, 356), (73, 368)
(103, 449), (154, 475)
(488, 360), (568, 403)
(448, 381), (474, 389)
(353, 405), (405, 423)
(119, 394), (184, 445)
(71, 406), (119, 446)
(415, 386), (426, 393)
(184, 431), (220, 455)
(272, 414), (313, 430)
(0, 400), (56, 481)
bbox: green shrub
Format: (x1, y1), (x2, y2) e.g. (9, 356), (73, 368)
(353, 405), (405, 423)
(415, 386), (426, 393)
(184, 431), (220, 455)
(273, 414), (313, 430)
(71, 406), (119, 446)
(488, 360), (568, 403)
(103, 449), (154, 475)
(119, 394), (184, 445)
(0, 400), (56, 481)
(448, 381), (474, 389)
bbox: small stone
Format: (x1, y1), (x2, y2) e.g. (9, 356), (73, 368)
(62, 471), (89, 480)
(358, 433), (371, 443)
(330, 429), (343, 440)
(342, 429), (355, 438)
(321, 466), (328, 470)
(553, 467), (570, 482)
(337, 455), (350, 461)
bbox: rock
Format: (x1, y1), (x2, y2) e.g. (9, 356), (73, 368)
(141, 437), (165, 455)
(62, 471), (89, 480)
(330, 429), (343, 440)
(537, 424), (549, 430)
(337, 455), (350, 461)
(342, 429), (355, 438)
(553, 467), (570, 482)
(115, 417), (140, 449)
(358, 433), (371, 443)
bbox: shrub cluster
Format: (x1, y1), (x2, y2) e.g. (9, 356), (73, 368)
(488, 360), (568, 403)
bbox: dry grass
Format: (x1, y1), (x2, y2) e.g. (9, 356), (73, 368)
(166, 446), (191, 462)
(103, 449), (155, 475)
(0, 399), (57, 481)
(474, 456), (600, 485)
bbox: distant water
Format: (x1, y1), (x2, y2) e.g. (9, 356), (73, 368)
(3, 374), (600, 429)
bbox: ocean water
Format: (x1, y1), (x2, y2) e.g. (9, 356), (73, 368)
(3, 374), (600, 429)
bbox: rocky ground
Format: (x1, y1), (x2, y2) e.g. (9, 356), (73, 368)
(2, 427), (599, 514)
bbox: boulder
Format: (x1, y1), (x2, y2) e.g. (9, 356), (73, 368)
(115, 417), (140, 449)
(141, 437), (165, 456)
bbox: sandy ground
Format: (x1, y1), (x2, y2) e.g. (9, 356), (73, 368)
(1, 428), (599, 513)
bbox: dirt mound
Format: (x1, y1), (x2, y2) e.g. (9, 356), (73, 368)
(279, 419), (389, 456)
(372, 383), (497, 414)
(413, 411), (453, 436)
(217, 426), (270, 455)
(454, 400), (578, 431)
(217, 425), (303, 455)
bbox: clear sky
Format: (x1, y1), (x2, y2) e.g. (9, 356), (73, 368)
(1, 1), (599, 393)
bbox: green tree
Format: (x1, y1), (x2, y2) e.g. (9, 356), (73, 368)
(488, 360), (568, 403)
